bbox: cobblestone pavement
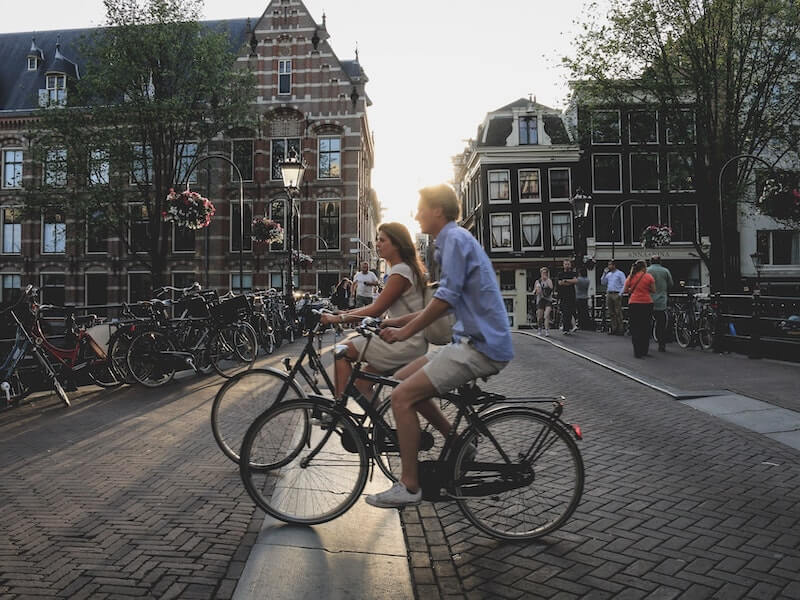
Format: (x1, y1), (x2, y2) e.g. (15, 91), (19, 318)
(403, 333), (800, 600)
(0, 341), (311, 600)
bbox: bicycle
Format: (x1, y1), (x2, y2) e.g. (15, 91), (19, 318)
(673, 283), (714, 350)
(238, 313), (584, 541)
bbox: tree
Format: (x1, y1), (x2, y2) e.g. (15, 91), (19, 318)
(26, 0), (256, 286)
(564, 0), (800, 289)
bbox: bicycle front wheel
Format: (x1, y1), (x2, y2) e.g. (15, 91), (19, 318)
(210, 323), (258, 378)
(239, 398), (368, 525)
(126, 331), (177, 388)
(211, 368), (306, 465)
(698, 313), (714, 350)
(673, 311), (693, 348)
(452, 408), (584, 541)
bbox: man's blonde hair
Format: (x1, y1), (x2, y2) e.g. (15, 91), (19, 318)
(419, 184), (460, 222)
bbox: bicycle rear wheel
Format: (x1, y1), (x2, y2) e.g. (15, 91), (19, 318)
(126, 331), (177, 387)
(210, 322), (258, 378)
(452, 408), (583, 540)
(673, 310), (694, 348)
(211, 368), (306, 465)
(239, 398), (368, 525)
(698, 313), (714, 350)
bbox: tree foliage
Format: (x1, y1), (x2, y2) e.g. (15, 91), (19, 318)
(26, 0), (256, 283)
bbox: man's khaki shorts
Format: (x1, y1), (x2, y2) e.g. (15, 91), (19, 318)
(422, 338), (508, 394)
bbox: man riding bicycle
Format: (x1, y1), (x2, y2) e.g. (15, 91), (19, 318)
(374, 184), (513, 508)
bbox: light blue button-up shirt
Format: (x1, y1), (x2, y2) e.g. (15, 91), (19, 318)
(432, 221), (514, 362)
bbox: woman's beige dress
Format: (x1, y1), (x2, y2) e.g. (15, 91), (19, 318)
(349, 262), (427, 373)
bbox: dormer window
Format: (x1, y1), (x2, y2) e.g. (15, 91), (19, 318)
(27, 56), (39, 71)
(46, 74), (66, 105)
(520, 116), (538, 145)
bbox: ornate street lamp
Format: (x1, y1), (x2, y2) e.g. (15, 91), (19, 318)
(570, 188), (592, 268)
(279, 150), (306, 304)
(749, 251), (763, 294)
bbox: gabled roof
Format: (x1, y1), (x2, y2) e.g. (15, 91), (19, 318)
(476, 97), (572, 146)
(0, 19), (250, 114)
(493, 97), (557, 113)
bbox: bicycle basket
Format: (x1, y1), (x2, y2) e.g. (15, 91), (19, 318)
(209, 295), (250, 324)
(179, 296), (211, 319)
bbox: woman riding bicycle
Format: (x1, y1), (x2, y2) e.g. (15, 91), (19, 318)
(320, 222), (428, 399)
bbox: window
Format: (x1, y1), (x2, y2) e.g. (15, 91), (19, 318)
(551, 212), (573, 248)
(45, 148), (67, 187)
(172, 272), (197, 295)
(631, 205), (661, 242)
(669, 204), (698, 243)
(630, 153), (660, 192)
(28, 56), (38, 71)
(42, 210), (66, 254)
(173, 224), (195, 253)
(318, 200), (340, 250)
(548, 168), (571, 200)
(318, 137), (341, 179)
(757, 230), (800, 265)
(592, 154), (622, 193)
(175, 142), (198, 185)
(271, 138), (301, 180)
(519, 116), (538, 145)
(269, 199), (286, 251)
(2, 207), (22, 254)
(270, 272), (284, 290)
(278, 59), (292, 95)
(130, 204), (149, 253)
(85, 273), (109, 307)
(87, 210), (108, 253)
(231, 139), (254, 182)
(628, 110), (658, 144)
(89, 149), (109, 185)
(40, 273), (65, 306)
(488, 170), (510, 203)
(128, 272), (153, 302)
(131, 144), (153, 184)
(667, 153), (695, 191)
(499, 270), (515, 291)
(666, 110), (696, 144)
(591, 110), (621, 144)
(231, 202), (253, 252)
(520, 213), (542, 249)
(231, 272), (254, 293)
(46, 74), (66, 105)
(1, 274), (22, 304)
(3, 149), (23, 189)
(518, 170), (540, 201)
(592, 205), (623, 243)
(489, 213), (512, 250)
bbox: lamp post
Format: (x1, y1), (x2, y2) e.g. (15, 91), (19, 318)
(748, 251), (764, 359)
(182, 153), (246, 293)
(609, 198), (647, 261)
(279, 150), (306, 305)
(717, 154), (776, 292)
(570, 187), (592, 267)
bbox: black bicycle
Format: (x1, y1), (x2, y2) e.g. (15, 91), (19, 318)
(237, 313), (585, 541)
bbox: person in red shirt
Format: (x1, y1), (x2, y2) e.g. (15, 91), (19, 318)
(624, 259), (656, 358)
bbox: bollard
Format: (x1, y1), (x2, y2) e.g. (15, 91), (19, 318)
(748, 290), (762, 359)
(711, 292), (723, 353)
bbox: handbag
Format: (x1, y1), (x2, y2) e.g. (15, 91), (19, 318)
(398, 282), (455, 346)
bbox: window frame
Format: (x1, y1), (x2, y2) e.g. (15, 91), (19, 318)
(278, 59), (292, 95)
(591, 153), (623, 194)
(758, 230), (800, 266)
(45, 73), (66, 105)
(550, 211), (574, 249)
(172, 223), (196, 254)
(128, 203), (150, 253)
(86, 210), (109, 255)
(630, 204), (662, 242)
(127, 271), (153, 303)
(39, 272), (66, 306)
(88, 148), (110, 185)
(666, 109), (696, 145)
(41, 210), (66, 255)
(548, 167), (572, 202)
(590, 109), (621, 145)
(2, 148), (24, 189)
(270, 138), (301, 181)
(520, 211), (544, 250)
(130, 143), (153, 185)
(487, 170), (511, 204)
(518, 169), (541, 202)
(489, 212), (513, 252)
(519, 115), (538, 145)
(230, 138), (254, 183)
(230, 201), (253, 253)
(174, 141), (198, 185)
(627, 110), (659, 145)
(629, 153), (661, 193)
(85, 272), (110, 308)
(268, 199), (287, 252)
(0, 273), (22, 304)
(230, 271), (254, 293)
(27, 56), (37, 71)
(44, 147), (67, 187)
(592, 204), (624, 245)
(667, 152), (696, 192)
(1, 206), (23, 254)
(668, 204), (699, 245)
(317, 199), (341, 250)
(317, 136), (342, 180)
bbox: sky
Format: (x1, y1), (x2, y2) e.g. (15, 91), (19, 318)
(1, 0), (593, 233)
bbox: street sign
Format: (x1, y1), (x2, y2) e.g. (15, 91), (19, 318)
(349, 237), (360, 242)
(349, 249), (361, 254)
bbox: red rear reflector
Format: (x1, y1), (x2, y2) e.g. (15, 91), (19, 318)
(572, 424), (583, 440)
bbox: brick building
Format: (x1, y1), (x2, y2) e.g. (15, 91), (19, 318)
(0, 0), (378, 306)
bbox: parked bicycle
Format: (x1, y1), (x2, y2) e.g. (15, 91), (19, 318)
(237, 312), (584, 541)
(673, 283), (715, 350)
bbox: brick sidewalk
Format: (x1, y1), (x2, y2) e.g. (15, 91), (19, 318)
(403, 334), (800, 599)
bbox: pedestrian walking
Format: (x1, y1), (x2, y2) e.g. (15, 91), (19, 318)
(624, 259), (656, 358)
(351, 261), (380, 307)
(576, 268), (593, 330)
(647, 255), (674, 352)
(533, 267), (555, 336)
(601, 260), (626, 335)
(557, 259), (578, 334)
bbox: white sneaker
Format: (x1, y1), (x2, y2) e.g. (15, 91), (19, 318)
(544, 330), (549, 337)
(365, 481), (422, 508)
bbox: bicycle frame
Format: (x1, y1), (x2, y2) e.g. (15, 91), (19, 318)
(30, 314), (105, 372)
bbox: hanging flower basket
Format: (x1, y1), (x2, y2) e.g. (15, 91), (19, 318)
(162, 189), (216, 230)
(757, 177), (800, 222)
(252, 217), (284, 246)
(293, 250), (314, 269)
(640, 224), (673, 248)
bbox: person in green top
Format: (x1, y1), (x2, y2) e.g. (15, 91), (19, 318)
(647, 255), (674, 352)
